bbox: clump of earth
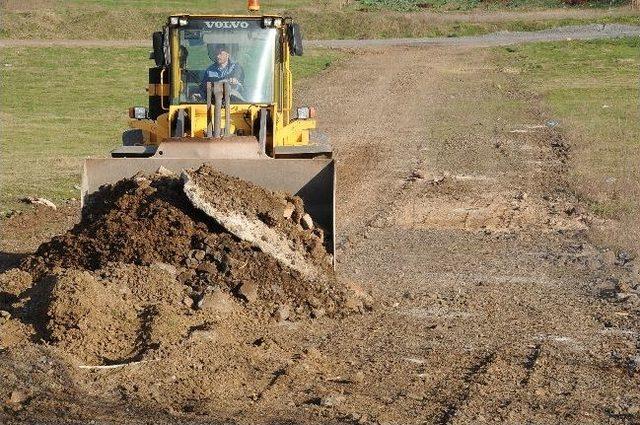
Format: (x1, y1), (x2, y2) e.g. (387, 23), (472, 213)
(1, 165), (369, 367)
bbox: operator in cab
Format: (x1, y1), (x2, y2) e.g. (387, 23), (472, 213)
(196, 44), (245, 100)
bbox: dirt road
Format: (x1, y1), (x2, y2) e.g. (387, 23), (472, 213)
(1, 24), (639, 48)
(297, 46), (640, 424)
(2, 45), (639, 424)
(308, 23), (640, 48)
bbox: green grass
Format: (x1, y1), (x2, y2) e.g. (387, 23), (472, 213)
(301, 14), (640, 39)
(0, 47), (148, 210)
(494, 37), (640, 251)
(62, 0), (636, 12)
(65, 0), (315, 10)
(358, 0), (629, 11)
(1, 0), (639, 40)
(0, 46), (344, 212)
(291, 49), (346, 79)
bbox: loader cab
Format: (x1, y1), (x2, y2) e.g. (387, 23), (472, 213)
(147, 16), (304, 136)
(175, 19), (276, 104)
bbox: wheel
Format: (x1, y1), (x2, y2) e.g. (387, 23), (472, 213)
(122, 129), (143, 146)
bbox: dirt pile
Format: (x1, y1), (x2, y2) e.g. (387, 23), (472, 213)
(182, 165), (331, 280)
(22, 167), (348, 316)
(43, 265), (193, 365)
(1, 166), (366, 366)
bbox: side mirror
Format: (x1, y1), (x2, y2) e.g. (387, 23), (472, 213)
(288, 23), (303, 56)
(152, 31), (165, 67)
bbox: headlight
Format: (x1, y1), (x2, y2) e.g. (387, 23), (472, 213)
(262, 17), (273, 28)
(273, 18), (283, 28)
(297, 106), (316, 120)
(169, 16), (187, 26)
(297, 107), (310, 119)
(129, 106), (148, 120)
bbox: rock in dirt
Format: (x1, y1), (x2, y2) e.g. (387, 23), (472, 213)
(615, 279), (633, 293)
(283, 202), (295, 220)
(274, 304), (291, 322)
(20, 197), (56, 210)
(407, 169), (425, 182)
(181, 165), (328, 281)
(602, 250), (617, 266)
(432, 174), (447, 184)
(8, 389), (29, 405)
(196, 262), (217, 275)
(198, 290), (236, 314)
(190, 249), (206, 261)
(155, 165), (175, 177)
(237, 281), (259, 303)
(153, 262), (177, 276)
(345, 281), (374, 311)
(311, 307), (326, 318)
(319, 393), (346, 407)
(616, 251), (634, 266)
(301, 213), (314, 230)
(352, 371), (365, 384)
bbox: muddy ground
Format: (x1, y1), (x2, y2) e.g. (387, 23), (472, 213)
(1, 45), (639, 424)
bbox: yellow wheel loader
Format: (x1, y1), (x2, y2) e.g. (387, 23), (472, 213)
(82, 4), (335, 254)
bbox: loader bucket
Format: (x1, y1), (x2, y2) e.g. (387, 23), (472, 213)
(81, 158), (336, 255)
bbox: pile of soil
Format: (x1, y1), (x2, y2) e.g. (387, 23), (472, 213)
(184, 165), (328, 257)
(182, 165), (332, 280)
(1, 166), (367, 366)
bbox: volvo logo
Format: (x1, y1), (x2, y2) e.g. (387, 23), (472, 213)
(205, 21), (250, 29)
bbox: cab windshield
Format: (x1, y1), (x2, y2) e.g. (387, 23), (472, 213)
(177, 19), (276, 104)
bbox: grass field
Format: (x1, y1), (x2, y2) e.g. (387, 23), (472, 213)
(359, 0), (629, 10)
(0, 47), (345, 213)
(1, 0), (639, 40)
(494, 37), (640, 252)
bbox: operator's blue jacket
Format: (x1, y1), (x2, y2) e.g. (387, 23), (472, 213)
(198, 60), (245, 97)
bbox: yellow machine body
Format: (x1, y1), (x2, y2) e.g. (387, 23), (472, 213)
(130, 104), (315, 148)
(120, 14), (328, 158)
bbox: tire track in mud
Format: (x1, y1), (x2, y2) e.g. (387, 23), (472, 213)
(335, 143), (428, 255)
(301, 45), (640, 424)
(433, 342), (560, 424)
(520, 343), (543, 387)
(435, 351), (498, 425)
(303, 49), (438, 257)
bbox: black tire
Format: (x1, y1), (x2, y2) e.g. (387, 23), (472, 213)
(122, 129), (144, 146)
